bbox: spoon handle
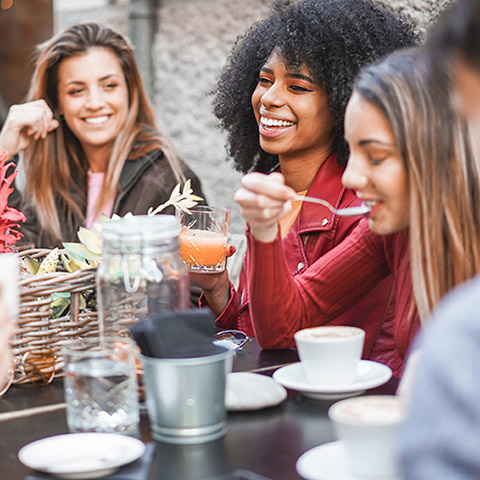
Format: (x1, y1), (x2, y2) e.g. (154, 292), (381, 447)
(293, 195), (370, 217)
(294, 194), (336, 211)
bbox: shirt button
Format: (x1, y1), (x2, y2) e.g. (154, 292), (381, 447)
(298, 262), (304, 271)
(321, 218), (329, 226)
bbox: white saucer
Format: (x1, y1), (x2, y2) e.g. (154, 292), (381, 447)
(18, 433), (145, 479)
(296, 441), (401, 480)
(273, 360), (392, 399)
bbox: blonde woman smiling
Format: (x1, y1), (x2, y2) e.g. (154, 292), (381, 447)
(0, 22), (204, 247)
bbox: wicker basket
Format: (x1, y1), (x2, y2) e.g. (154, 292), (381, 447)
(13, 248), (98, 384)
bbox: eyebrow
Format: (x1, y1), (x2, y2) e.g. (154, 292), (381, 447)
(260, 67), (315, 85)
(65, 74), (122, 87)
(357, 139), (394, 148)
(345, 135), (393, 148)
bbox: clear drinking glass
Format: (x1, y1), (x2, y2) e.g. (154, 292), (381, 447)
(97, 215), (190, 337)
(63, 336), (140, 433)
(177, 206), (230, 274)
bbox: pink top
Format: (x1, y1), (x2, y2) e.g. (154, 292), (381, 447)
(85, 171), (115, 229)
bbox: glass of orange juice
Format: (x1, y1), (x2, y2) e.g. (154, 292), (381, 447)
(177, 206), (230, 274)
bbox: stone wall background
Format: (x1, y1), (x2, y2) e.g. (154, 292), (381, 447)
(56, 0), (452, 233)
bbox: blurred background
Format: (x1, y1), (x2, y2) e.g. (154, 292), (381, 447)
(0, 0), (451, 234)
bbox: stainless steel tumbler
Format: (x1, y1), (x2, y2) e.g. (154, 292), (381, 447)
(141, 348), (233, 444)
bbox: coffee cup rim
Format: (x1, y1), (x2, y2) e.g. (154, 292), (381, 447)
(328, 395), (406, 426)
(294, 326), (365, 343)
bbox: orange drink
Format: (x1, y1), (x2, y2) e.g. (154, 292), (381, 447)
(176, 206), (230, 274)
(179, 228), (228, 268)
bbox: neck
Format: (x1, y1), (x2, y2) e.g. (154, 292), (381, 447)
(279, 147), (333, 192)
(84, 145), (111, 173)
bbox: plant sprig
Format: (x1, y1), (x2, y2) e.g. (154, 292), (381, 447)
(147, 179), (203, 216)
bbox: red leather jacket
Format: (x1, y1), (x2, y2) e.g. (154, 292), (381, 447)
(214, 153), (405, 375)
(247, 220), (419, 378)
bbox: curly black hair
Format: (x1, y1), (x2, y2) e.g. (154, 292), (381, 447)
(213, 0), (418, 173)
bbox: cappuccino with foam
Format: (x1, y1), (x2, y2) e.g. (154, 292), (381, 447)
(329, 395), (406, 477)
(294, 326), (365, 386)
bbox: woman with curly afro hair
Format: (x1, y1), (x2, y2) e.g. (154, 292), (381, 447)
(196, 0), (417, 376)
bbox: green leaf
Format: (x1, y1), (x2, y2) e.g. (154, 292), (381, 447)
(61, 253), (83, 272)
(77, 227), (102, 255)
(52, 292), (70, 299)
(63, 242), (102, 264)
(79, 294), (86, 310)
(23, 255), (40, 274)
(51, 296), (69, 318)
(37, 248), (59, 274)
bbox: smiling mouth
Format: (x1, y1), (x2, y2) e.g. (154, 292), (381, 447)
(84, 116), (109, 124)
(362, 200), (382, 217)
(260, 116), (294, 128)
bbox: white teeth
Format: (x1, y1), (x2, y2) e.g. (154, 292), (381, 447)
(85, 116), (108, 124)
(260, 117), (294, 127)
(363, 201), (378, 208)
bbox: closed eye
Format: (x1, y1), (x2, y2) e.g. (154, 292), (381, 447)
(368, 157), (387, 166)
(258, 76), (272, 85)
(67, 89), (84, 96)
(290, 84), (312, 93)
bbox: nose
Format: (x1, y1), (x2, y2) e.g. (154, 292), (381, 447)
(342, 155), (369, 191)
(85, 87), (105, 110)
(260, 82), (284, 108)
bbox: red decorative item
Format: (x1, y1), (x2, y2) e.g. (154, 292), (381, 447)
(0, 151), (25, 252)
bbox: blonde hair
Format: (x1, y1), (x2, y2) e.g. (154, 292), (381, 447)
(355, 47), (480, 324)
(24, 21), (184, 240)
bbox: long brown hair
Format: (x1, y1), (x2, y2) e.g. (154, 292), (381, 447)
(24, 21), (184, 240)
(354, 47), (480, 323)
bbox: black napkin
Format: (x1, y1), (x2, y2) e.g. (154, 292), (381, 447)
(130, 308), (223, 358)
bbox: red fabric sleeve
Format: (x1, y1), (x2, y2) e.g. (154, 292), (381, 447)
(248, 220), (391, 349)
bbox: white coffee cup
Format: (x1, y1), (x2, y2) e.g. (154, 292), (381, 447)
(294, 326), (365, 386)
(328, 395), (407, 478)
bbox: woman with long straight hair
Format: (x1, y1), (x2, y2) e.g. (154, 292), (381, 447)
(233, 46), (480, 372)
(0, 21), (204, 247)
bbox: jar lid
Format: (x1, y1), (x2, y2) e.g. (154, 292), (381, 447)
(101, 215), (180, 244)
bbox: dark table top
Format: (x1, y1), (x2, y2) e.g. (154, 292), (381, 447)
(0, 340), (398, 480)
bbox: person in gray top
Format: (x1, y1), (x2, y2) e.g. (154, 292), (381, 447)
(401, 0), (480, 477)
(400, 275), (480, 478)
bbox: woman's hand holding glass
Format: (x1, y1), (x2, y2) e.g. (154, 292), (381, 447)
(234, 172), (295, 243)
(0, 100), (59, 159)
(188, 246), (236, 316)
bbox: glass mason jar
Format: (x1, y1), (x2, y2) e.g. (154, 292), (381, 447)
(97, 215), (190, 337)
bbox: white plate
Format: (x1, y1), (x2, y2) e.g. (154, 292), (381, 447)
(273, 360), (392, 399)
(296, 441), (401, 480)
(18, 433), (146, 479)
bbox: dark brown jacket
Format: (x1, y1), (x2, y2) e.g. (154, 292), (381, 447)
(12, 149), (206, 249)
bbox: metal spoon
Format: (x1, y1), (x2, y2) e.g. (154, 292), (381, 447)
(293, 194), (371, 217)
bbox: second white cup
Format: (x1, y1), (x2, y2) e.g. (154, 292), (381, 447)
(294, 326), (365, 386)
(328, 395), (407, 478)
